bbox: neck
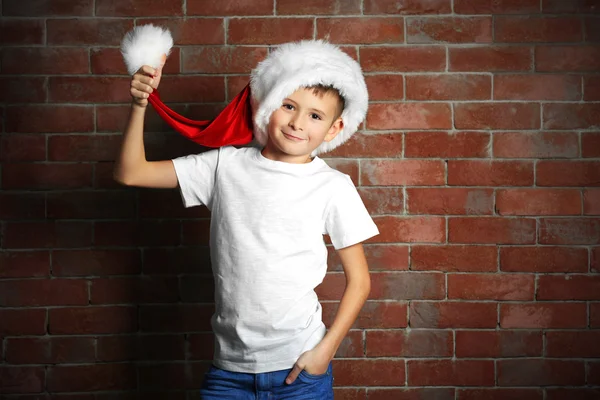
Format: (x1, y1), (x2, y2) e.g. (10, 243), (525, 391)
(261, 144), (313, 164)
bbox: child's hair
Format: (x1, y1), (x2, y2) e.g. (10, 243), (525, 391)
(306, 84), (346, 121)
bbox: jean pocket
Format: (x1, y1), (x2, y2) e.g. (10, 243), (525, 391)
(297, 363), (331, 381)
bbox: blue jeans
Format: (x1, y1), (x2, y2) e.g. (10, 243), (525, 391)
(199, 362), (334, 399)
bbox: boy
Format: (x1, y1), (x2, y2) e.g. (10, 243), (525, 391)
(114, 39), (379, 399)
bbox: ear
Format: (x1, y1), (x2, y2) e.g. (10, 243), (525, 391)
(324, 117), (344, 142)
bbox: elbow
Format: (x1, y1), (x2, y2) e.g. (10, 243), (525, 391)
(113, 168), (133, 186)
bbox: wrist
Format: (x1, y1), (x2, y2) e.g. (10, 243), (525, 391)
(131, 101), (147, 111)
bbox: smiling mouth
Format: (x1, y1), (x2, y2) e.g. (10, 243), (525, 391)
(283, 133), (305, 141)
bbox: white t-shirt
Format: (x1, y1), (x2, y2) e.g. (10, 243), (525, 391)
(171, 145), (379, 373)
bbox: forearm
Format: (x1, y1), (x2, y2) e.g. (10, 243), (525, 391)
(113, 102), (148, 184)
(318, 276), (371, 359)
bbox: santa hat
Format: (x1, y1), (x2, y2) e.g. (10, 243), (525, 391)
(120, 24), (368, 156)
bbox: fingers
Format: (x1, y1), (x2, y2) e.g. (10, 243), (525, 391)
(285, 364), (303, 385)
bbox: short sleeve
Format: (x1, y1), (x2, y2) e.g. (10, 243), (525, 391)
(171, 147), (220, 209)
(324, 175), (379, 249)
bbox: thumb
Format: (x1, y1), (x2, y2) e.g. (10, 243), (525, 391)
(285, 364), (303, 385)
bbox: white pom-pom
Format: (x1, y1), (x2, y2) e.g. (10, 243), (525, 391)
(120, 24), (173, 75)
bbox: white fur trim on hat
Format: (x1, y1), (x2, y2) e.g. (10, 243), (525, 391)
(250, 40), (368, 157)
(120, 24), (173, 76)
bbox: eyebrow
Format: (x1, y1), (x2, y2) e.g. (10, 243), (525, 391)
(283, 98), (328, 117)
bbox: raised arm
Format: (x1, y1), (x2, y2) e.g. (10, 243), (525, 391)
(113, 65), (178, 189)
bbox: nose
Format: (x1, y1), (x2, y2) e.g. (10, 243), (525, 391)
(288, 113), (303, 131)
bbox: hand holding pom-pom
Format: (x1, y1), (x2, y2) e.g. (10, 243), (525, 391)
(120, 24), (172, 76)
(129, 60), (164, 108)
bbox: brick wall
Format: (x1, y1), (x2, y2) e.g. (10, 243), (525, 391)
(1, 0), (600, 398)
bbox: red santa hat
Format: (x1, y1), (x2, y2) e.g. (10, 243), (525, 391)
(120, 24), (368, 156)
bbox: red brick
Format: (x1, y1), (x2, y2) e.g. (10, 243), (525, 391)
(544, 103), (600, 129)
(407, 188), (493, 215)
(0, 192), (45, 220)
(536, 46), (600, 72)
(454, 0), (540, 14)
(96, 0), (183, 16)
(48, 77), (130, 103)
(538, 275), (600, 300)
(496, 189), (581, 216)
(47, 191), (135, 219)
(187, 0), (273, 15)
(2, 163), (93, 190)
(361, 46), (446, 72)
(410, 301), (497, 328)
(92, 46), (180, 75)
(448, 160), (534, 186)
(95, 220), (182, 247)
(592, 303), (600, 327)
(3, 221), (93, 249)
(3, 0), (94, 16)
(501, 246), (588, 273)
(585, 16), (600, 42)
(406, 74), (491, 100)
(228, 18), (313, 45)
(495, 74), (581, 101)
(542, 0), (600, 13)
(1, 48), (89, 74)
(96, 104), (187, 133)
(0, 279), (88, 307)
(6, 105), (94, 133)
(278, 0), (360, 14)
(0, 309), (47, 335)
(411, 245), (497, 272)
(91, 276), (180, 304)
(408, 360), (494, 386)
(584, 76), (600, 101)
(0, 134), (46, 162)
(334, 330), (364, 358)
(1, 19), (44, 45)
(449, 217), (536, 244)
(326, 133), (403, 158)
(139, 304), (213, 332)
(407, 16), (492, 43)
(182, 220), (212, 245)
(369, 272), (445, 300)
(97, 335), (186, 362)
(367, 103), (452, 129)
(590, 361), (600, 384)
(324, 159), (359, 184)
(366, 330), (452, 357)
(450, 46), (532, 72)
(497, 359), (585, 386)
(6, 337), (95, 364)
(333, 359), (405, 386)
(328, 244), (409, 272)
(189, 332), (215, 360)
(325, 301), (408, 328)
(494, 131), (579, 158)
(364, 0), (451, 14)
(448, 273), (534, 300)
(0, 366), (45, 394)
(0, 77), (46, 103)
(376, 216), (446, 243)
(139, 17), (224, 45)
(458, 389), (543, 400)
(547, 388), (600, 400)
(226, 75), (250, 101)
(538, 160), (600, 186)
(139, 190), (208, 219)
(358, 187), (404, 215)
(456, 330), (542, 358)
(455, 103), (540, 129)
(317, 17), (404, 44)
(361, 159), (445, 186)
(496, 16), (583, 43)
(546, 331), (600, 357)
(48, 135), (121, 162)
(48, 18), (133, 45)
(370, 389), (454, 400)
(540, 218), (600, 245)
(500, 303), (587, 328)
(183, 46), (267, 73)
(405, 131), (490, 158)
(49, 306), (137, 334)
(0, 251), (49, 278)
(156, 76), (225, 102)
(47, 364), (136, 392)
(53, 249), (142, 276)
(364, 75), (404, 101)
(584, 189), (600, 214)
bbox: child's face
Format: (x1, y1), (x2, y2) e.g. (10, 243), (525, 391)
(264, 87), (343, 162)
